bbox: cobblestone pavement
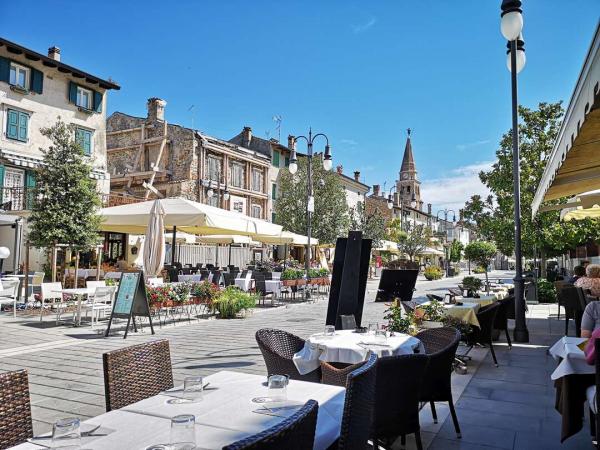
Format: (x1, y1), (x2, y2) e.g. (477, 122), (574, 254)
(0, 271), (580, 449)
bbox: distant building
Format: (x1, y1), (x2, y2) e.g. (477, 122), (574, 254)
(334, 166), (370, 211)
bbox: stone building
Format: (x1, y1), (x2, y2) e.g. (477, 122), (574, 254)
(0, 37), (119, 271)
(106, 99), (270, 219)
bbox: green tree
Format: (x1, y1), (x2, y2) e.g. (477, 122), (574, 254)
(385, 218), (408, 243)
(449, 239), (464, 263)
(28, 120), (101, 249)
(464, 241), (497, 289)
(349, 201), (386, 248)
(274, 156), (349, 245)
(398, 222), (430, 262)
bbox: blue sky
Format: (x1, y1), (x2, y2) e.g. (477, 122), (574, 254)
(2, 1), (598, 210)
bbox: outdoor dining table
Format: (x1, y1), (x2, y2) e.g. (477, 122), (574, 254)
(419, 301), (482, 328)
(53, 287), (95, 327)
(293, 329), (424, 375)
(13, 370), (345, 450)
(265, 279), (282, 297)
(549, 336), (595, 442)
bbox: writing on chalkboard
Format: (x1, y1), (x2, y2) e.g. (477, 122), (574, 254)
(113, 272), (139, 316)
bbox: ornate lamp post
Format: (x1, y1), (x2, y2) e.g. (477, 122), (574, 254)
(288, 129), (332, 281)
(436, 208), (456, 277)
(501, 0), (529, 342)
(205, 169), (230, 267)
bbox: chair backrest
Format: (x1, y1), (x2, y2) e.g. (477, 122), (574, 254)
(562, 285), (587, 313)
(255, 328), (307, 380)
(254, 274), (266, 295)
(93, 287), (115, 303)
(475, 302), (501, 341)
(41, 282), (63, 300)
(371, 353), (430, 439)
(87, 280), (106, 290)
(264, 272), (273, 280)
(0, 369), (33, 448)
(493, 296), (514, 330)
(102, 339), (173, 411)
(426, 294), (444, 302)
(222, 400), (318, 450)
(448, 287), (463, 297)
(0, 278), (19, 297)
(340, 314), (357, 330)
(104, 272), (122, 280)
(337, 352), (378, 450)
(415, 327), (461, 398)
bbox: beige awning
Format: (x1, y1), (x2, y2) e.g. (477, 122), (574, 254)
(197, 235), (260, 245)
(255, 231), (318, 246)
(99, 197), (283, 236)
(375, 240), (400, 254)
(561, 191), (600, 221)
(422, 247), (445, 256)
(533, 24), (600, 216)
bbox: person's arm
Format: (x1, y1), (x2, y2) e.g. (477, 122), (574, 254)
(581, 302), (597, 337)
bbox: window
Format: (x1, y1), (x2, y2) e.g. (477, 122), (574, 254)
(230, 161), (245, 188)
(272, 150), (280, 167)
(6, 109), (29, 142)
(9, 63), (29, 89)
(75, 127), (93, 156)
(271, 183), (277, 200)
(76, 86), (92, 109)
(284, 156), (290, 167)
(251, 168), (264, 192)
(251, 204), (262, 219)
(207, 156), (222, 181)
(271, 212), (276, 223)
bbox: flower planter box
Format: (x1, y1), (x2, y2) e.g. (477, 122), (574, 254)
(281, 279), (297, 287)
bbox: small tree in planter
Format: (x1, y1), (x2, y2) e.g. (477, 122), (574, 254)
(461, 276), (483, 297)
(464, 241), (497, 293)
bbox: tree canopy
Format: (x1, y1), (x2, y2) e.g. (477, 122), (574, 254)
(349, 201), (386, 248)
(28, 120), (101, 249)
(449, 239), (464, 262)
(397, 222), (430, 261)
(274, 156), (349, 245)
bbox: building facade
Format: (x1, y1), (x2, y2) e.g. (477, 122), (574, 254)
(0, 38), (119, 270)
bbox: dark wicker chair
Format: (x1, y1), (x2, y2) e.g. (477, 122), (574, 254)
(468, 302), (501, 367)
(321, 358), (368, 387)
(416, 327), (462, 438)
(223, 399), (318, 450)
(371, 353), (430, 450)
(102, 339), (174, 411)
(340, 314), (357, 330)
(562, 286), (587, 337)
(255, 329), (321, 383)
(334, 352), (378, 450)
(554, 280), (571, 320)
(255, 274), (275, 307)
(0, 369), (33, 449)
(493, 296), (514, 348)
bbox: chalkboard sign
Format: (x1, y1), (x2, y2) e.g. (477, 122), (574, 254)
(375, 269), (418, 303)
(105, 271), (154, 338)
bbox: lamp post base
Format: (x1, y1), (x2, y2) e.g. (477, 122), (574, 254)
(513, 328), (529, 343)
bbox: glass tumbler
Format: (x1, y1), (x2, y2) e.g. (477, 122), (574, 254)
(183, 376), (204, 402)
(324, 325), (335, 336)
(51, 417), (81, 449)
(170, 414), (196, 450)
(267, 374), (288, 402)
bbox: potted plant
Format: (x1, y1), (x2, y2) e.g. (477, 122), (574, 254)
(383, 299), (415, 335)
(281, 268), (301, 286)
(461, 276), (483, 297)
(174, 282), (191, 304)
(417, 301), (446, 328)
(212, 286), (257, 319)
(146, 285), (168, 309)
(424, 266), (443, 281)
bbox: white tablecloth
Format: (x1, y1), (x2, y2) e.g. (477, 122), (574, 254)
(265, 280), (282, 297)
(235, 275), (253, 291)
(293, 329), (423, 375)
(15, 371), (344, 450)
(178, 274), (202, 282)
(549, 336), (593, 380)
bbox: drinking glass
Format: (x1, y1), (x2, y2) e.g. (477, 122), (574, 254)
(267, 374), (288, 402)
(170, 414), (196, 450)
(375, 329), (387, 343)
(324, 325), (335, 336)
(368, 322), (379, 335)
(51, 417), (81, 448)
(183, 376), (204, 402)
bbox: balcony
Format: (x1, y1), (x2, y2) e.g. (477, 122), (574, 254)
(0, 187), (33, 211)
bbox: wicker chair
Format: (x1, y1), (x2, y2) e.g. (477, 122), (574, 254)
(321, 358), (368, 387)
(416, 327), (462, 438)
(562, 286), (587, 337)
(223, 399), (318, 450)
(0, 369), (33, 449)
(371, 353), (430, 450)
(255, 329), (321, 383)
(468, 302), (501, 367)
(493, 296), (514, 348)
(102, 339), (174, 411)
(334, 352), (378, 450)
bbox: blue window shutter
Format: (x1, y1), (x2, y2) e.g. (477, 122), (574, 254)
(68, 81), (77, 104)
(6, 110), (18, 139)
(17, 112), (28, 142)
(93, 90), (103, 112)
(30, 69), (43, 94)
(75, 128), (83, 152)
(272, 150), (280, 167)
(0, 57), (9, 84)
(83, 130), (91, 155)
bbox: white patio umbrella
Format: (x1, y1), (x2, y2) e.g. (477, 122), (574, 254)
(142, 200), (166, 277)
(254, 231), (318, 246)
(422, 247), (445, 256)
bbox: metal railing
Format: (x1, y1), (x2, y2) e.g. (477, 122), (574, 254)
(0, 187), (31, 211)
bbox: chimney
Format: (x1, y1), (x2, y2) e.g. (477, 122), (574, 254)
(242, 126), (252, 147)
(427, 203), (432, 215)
(373, 185), (380, 197)
(336, 165), (343, 175)
(354, 171), (360, 182)
(147, 98), (166, 122)
(48, 46), (61, 61)
(287, 135), (295, 150)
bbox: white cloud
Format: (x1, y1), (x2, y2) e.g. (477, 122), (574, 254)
(456, 139), (491, 151)
(420, 161), (494, 212)
(352, 17), (376, 34)
(340, 138), (358, 146)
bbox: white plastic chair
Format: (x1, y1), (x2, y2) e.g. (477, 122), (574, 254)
(40, 282), (68, 323)
(86, 280), (106, 290)
(0, 279), (20, 318)
(85, 286), (115, 328)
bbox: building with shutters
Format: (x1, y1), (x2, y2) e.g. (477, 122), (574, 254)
(0, 37), (119, 271)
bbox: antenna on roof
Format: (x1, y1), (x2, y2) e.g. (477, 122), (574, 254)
(272, 115), (282, 142)
(265, 130), (271, 139)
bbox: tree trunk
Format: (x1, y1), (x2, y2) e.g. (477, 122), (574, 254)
(540, 249), (547, 279)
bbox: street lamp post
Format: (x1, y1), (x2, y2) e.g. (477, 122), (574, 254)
(436, 209), (456, 277)
(501, 0), (529, 342)
(288, 129), (332, 282)
(206, 169), (230, 267)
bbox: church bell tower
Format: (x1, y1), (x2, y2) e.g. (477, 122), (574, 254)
(396, 129), (422, 210)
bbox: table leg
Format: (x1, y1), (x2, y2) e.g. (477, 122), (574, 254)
(75, 295), (84, 327)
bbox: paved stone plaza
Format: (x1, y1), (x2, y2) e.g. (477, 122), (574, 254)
(0, 271), (591, 449)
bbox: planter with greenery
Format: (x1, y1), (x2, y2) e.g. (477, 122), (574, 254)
(424, 266), (443, 280)
(461, 276), (483, 296)
(384, 300), (414, 334)
(190, 281), (220, 306)
(537, 279), (556, 303)
(212, 286), (257, 319)
(473, 266), (487, 274)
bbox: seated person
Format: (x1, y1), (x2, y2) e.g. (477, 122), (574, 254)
(575, 264), (600, 297)
(115, 255), (129, 271)
(581, 301), (600, 338)
(568, 265), (586, 284)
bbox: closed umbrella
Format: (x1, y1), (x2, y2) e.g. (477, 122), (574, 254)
(143, 200), (166, 277)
